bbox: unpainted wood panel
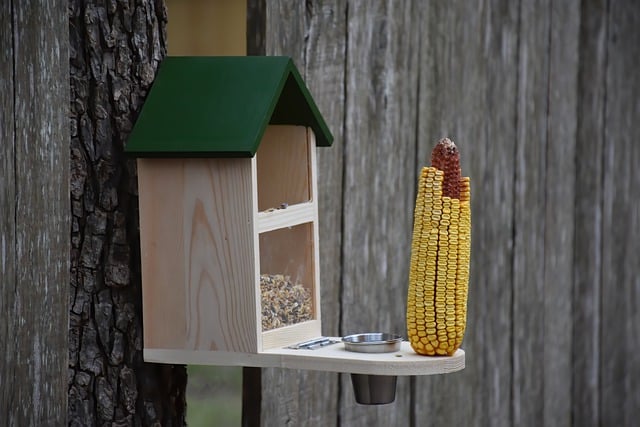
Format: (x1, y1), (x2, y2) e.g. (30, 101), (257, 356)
(166, 0), (246, 55)
(183, 158), (258, 352)
(415, 1), (519, 425)
(138, 159), (188, 349)
(138, 158), (258, 353)
(573, 0), (608, 424)
(543, 1), (580, 425)
(261, 321), (322, 350)
(600, 1), (640, 425)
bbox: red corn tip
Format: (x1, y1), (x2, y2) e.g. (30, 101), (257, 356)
(431, 138), (462, 199)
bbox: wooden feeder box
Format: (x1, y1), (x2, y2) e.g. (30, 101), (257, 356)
(126, 56), (464, 377)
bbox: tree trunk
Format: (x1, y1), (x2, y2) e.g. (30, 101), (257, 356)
(68, 0), (187, 425)
(0, 0), (70, 424)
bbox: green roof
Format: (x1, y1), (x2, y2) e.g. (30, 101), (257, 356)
(125, 56), (333, 157)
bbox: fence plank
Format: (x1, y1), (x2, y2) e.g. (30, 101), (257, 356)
(337, 1), (419, 425)
(543, 1), (580, 425)
(573, 1), (608, 425)
(259, 1), (323, 424)
(303, 2), (349, 424)
(600, 2), (640, 426)
(0, 0), (70, 424)
(512, 1), (551, 424)
(255, 1), (347, 424)
(266, 0), (306, 67)
(415, 1), (519, 425)
(305, 0), (347, 342)
(0, 0), (17, 417)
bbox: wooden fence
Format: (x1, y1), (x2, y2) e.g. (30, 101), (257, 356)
(247, 1), (640, 426)
(0, 1), (69, 424)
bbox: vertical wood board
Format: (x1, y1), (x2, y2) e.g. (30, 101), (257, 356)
(299, 2), (350, 424)
(138, 159), (187, 350)
(338, 1), (419, 425)
(182, 157), (258, 352)
(543, 1), (579, 425)
(600, 1), (640, 425)
(304, 0), (347, 340)
(138, 158), (258, 353)
(255, 0), (346, 425)
(0, 0), (17, 417)
(309, 129), (322, 337)
(572, 1), (608, 424)
(415, 1), (519, 425)
(0, 0), (70, 423)
(512, 1), (550, 425)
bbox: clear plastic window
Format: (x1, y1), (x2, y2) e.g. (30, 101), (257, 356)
(256, 126), (311, 212)
(259, 222), (316, 331)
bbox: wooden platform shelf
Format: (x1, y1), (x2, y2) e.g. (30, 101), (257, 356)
(144, 340), (465, 376)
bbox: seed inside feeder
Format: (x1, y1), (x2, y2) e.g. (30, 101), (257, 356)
(260, 274), (312, 331)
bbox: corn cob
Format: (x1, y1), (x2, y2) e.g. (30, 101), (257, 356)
(407, 138), (471, 356)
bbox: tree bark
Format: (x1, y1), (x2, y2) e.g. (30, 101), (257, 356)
(68, 0), (187, 425)
(0, 0), (70, 424)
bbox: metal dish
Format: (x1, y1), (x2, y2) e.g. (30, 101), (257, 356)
(342, 333), (403, 353)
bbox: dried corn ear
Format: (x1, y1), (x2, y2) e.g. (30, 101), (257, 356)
(407, 139), (471, 356)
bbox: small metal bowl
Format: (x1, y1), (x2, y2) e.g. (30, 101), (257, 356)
(342, 333), (403, 353)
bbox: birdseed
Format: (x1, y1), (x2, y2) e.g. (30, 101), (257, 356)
(260, 274), (312, 331)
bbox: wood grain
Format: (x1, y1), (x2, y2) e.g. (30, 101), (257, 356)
(146, 343), (465, 376)
(247, 0), (640, 425)
(512, 1), (550, 425)
(304, 0), (347, 341)
(0, 0), (15, 399)
(600, 1), (640, 425)
(137, 159), (187, 350)
(573, 1), (608, 425)
(138, 158), (259, 353)
(337, 1), (420, 424)
(298, 2), (350, 425)
(261, 321), (322, 350)
(139, 126), (323, 357)
(257, 202), (317, 232)
(415, 1), (519, 426)
(543, 1), (579, 425)
(254, 0), (348, 425)
(0, 0), (70, 423)
(0, 0), (18, 418)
